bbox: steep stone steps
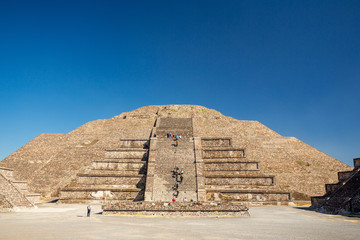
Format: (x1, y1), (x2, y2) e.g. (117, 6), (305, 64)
(325, 183), (341, 196)
(156, 129), (193, 139)
(200, 137), (292, 204)
(205, 176), (274, 186)
(63, 184), (142, 190)
(151, 138), (197, 201)
(77, 176), (145, 185)
(338, 171), (354, 182)
(0, 167), (40, 208)
(115, 139), (149, 149)
(59, 142), (149, 203)
(95, 159), (146, 164)
(201, 138), (232, 148)
(354, 158), (360, 168)
(203, 158), (257, 163)
(81, 169), (145, 176)
(205, 162), (260, 171)
(78, 173), (144, 178)
(60, 190), (143, 202)
(311, 158), (360, 213)
(311, 196), (327, 207)
(104, 149), (148, 159)
(205, 184), (281, 191)
(12, 181), (29, 193)
(0, 167), (14, 181)
(147, 117), (198, 201)
(93, 161), (145, 171)
(205, 184), (291, 203)
(206, 190), (291, 202)
(318, 169), (360, 213)
(202, 149), (246, 159)
(157, 118), (193, 129)
(205, 171), (270, 177)
(25, 194), (42, 204)
(0, 173), (34, 207)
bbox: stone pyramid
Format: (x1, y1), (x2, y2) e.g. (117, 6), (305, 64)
(0, 105), (351, 205)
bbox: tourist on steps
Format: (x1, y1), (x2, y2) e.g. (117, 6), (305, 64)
(175, 170), (179, 181)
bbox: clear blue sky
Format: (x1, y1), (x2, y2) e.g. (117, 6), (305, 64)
(1, 1), (359, 166)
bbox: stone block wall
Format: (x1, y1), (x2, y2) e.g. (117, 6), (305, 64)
(311, 158), (360, 214)
(201, 138), (291, 204)
(59, 139), (149, 203)
(203, 149), (245, 158)
(0, 167), (39, 208)
(193, 116), (351, 199)
(201, 138), (231, 147)
(205, 176), (274, 186)
(0, 194), (13, 209)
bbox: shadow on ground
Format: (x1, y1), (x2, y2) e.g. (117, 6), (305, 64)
(294, 206), (360, 219)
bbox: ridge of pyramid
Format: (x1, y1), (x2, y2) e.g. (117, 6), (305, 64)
(112, 105), (225, 120)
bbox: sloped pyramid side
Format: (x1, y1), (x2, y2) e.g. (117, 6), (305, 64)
(193, 115), (351, 199)
(0, 117), (155, 198)
(0, 105), (351, 200)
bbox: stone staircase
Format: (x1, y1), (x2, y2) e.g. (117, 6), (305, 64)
(143, 118), (291, 205)
(155, 118), (194, 138)
(59, 139), (149, 203)
(145, 118), (197, 202)
(57, 117), (291, 207)
(150, 138), (197, 201)
(311, 158), (360, 214)
(200, 138), (291, 205)
(0, 167), (40, 209)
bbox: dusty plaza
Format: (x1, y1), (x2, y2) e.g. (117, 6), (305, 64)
(1, 105), (360, 239)
(0, 203), (359, 240)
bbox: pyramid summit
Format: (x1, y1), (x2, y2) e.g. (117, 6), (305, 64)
(0, 105), (351, 207)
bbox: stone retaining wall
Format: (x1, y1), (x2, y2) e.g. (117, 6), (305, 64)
(103, 201), (250, 216)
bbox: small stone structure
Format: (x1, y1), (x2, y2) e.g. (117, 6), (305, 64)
(311, 158), (360, 214)
(103, 201), (249, 216)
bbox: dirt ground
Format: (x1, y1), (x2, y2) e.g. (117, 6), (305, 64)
(0, 203), (359, 240)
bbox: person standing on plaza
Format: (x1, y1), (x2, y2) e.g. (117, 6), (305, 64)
(87, 205), (92, 217)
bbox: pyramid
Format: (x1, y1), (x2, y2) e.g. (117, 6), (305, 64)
(0, 105), (351, 205)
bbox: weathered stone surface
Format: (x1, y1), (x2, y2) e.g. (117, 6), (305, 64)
(311, 157), (360, 214)
(0, 167), (40, 209)
(0, 105), (351, 203)
(0, 194), (12, 210)
(103, 201), (250, 216)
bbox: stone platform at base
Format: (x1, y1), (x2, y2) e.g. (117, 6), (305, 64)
(102, 201), (250, 216)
